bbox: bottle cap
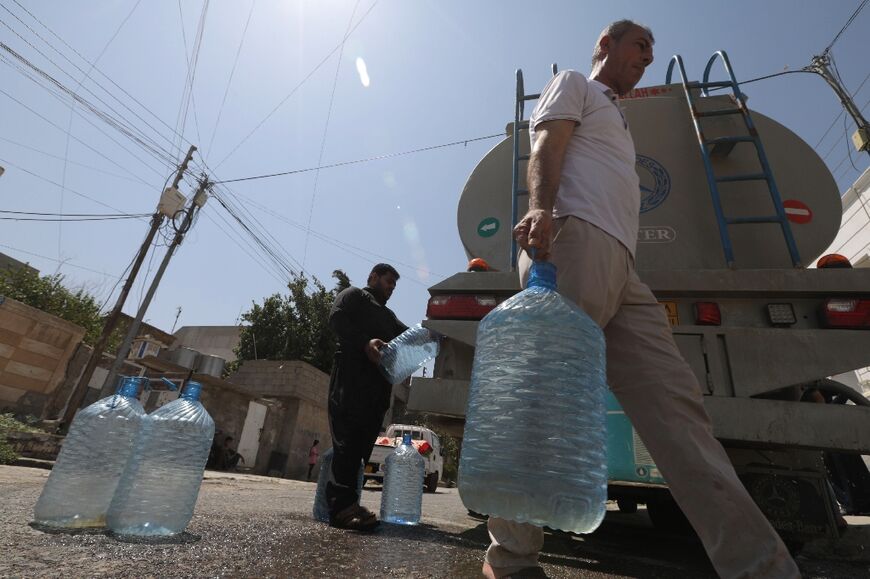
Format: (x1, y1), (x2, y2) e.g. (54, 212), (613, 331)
(181, 381), (203, 401)
(527, 260), (557, 290)
(403, 433), (413, 445)
(116, 376), (144, 398)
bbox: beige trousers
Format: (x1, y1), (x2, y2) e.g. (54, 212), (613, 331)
(486, 217), (799, 579)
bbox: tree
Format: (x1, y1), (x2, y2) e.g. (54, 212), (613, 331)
(0, 266), (120, 349)
(231, 270), (350, 375)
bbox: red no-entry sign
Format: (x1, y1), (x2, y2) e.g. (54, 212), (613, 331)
(783, 200), (813, 224)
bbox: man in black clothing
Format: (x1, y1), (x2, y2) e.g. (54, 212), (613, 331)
(326, 263), (408, 530)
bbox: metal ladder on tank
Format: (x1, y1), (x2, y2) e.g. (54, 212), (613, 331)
(666, 50), (802, 268)
(510, 64), (558, 270)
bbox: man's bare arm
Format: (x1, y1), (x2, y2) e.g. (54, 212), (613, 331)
(513, 119), (575, 259)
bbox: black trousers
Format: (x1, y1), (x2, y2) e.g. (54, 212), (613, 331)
(326, 406), (385, 516)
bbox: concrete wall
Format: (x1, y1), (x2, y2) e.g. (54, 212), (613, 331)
(197, 383), (257, 445)
(228, 360), (331, 480)
(283, 398), (331, 480)
(229, 360), (329, 403)
(0, 297), (85, 414)
(173, 326), (242, 362)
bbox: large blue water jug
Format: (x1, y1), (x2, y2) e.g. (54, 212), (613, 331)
(106, 381), (215, 537)
(380, 433), (425, 525)
(33, 376), (147, 530)
(459, 260), (608, 534)
(379, 324), (440, 385)
(312, 447), (365, 522)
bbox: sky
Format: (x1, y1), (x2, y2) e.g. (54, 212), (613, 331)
(0, 0), (868, 336)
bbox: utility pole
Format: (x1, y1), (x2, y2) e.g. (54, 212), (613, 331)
(55, 145), (196, 428)
(99, 174), (211, 396)
(808, 52), (870, 158)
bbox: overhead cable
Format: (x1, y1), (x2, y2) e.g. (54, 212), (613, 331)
(303, 0), (361, 268)
(215, 133), (504, 184)
(213, 0), (379, 169)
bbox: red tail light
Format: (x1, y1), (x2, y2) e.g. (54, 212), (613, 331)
(694, 302), (721, 325)
(822, 299), (870, 329)
(427, 295), (497, 320)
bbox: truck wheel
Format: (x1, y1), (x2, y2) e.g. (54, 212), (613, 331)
(617, 499), (638, 514)
(647, 499), (694, 536)
(425, 471), (439, 493)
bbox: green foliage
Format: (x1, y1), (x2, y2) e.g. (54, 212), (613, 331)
(0, 266), (120, 349)
(0, 412), (44, 465)
(231, 270), (351, 375)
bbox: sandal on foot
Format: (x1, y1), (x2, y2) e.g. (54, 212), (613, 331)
(329, 504), (379, 531)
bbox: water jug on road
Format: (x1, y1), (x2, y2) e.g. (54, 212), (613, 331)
(459, 260), (608, 534)
(107, 380), (214, 537)
(33, 376), (148, 530)
(380, 433), (425, 525)
(312, 447), (365, 522)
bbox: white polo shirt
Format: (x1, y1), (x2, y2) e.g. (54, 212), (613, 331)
(529, 70), (640, 255)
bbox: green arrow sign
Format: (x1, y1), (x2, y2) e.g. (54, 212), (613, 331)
(477, 217), (500, 238)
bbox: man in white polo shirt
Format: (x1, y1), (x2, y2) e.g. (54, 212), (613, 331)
(482, 20), (800, 579)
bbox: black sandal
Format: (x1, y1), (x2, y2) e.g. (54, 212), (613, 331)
(329, 504), (380, 532)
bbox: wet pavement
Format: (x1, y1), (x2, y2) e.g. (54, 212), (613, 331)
(1, 466), (867, 578)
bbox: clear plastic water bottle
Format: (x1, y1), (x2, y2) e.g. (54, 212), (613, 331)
(459, 260), (608, 534)
(380, 434), (425, 525)
(379, 324), (440, 385)
(33, 376), (147, 530)
(107, 381), (215, 537)
(312, 447), (365, 522)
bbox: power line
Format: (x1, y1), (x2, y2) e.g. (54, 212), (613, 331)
(229, 188), (446, 280)
(826, 0), (869, 52)
(215, 133), (504, 184)
(0, 135), (147, 185)
(0, 214), (148, 222)
(0, 58), (168, 184)
(825, 94), (870, 169)
(740, 69), (815, 86)
(0, 12), (178, 169)
(0, 40), (176, 170)
(0, 155), (150, 217)
(213, 0), (380, 170)
(3, 0), (195, 168)
(815, 71), (870, 149)
(205, 0), (255, 161)
(0, 209), (149, 217)
(173, 0), (209, 161)
(199, 207), (289, 286)
(0, 242), (122, 278)
(209, 189), (301, 279)
(303, 0), (361, 268)
(55, 0), (144, 267)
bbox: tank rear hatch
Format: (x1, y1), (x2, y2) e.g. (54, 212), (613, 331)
(458, 84), (841, 272)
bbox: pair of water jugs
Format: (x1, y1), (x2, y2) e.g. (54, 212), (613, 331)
(33, 376), (215, 537)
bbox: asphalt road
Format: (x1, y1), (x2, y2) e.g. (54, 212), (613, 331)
(1, 466), (867, 578)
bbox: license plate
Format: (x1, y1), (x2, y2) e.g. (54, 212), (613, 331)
(660, 301), (679, 326)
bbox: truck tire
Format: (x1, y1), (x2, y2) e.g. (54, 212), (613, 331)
(425, 471), (439, 493)
(647, 499), (694, 536)
(617, 498), (638, 514)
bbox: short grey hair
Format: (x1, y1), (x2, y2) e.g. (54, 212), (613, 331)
(591, 19), (655, 67)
